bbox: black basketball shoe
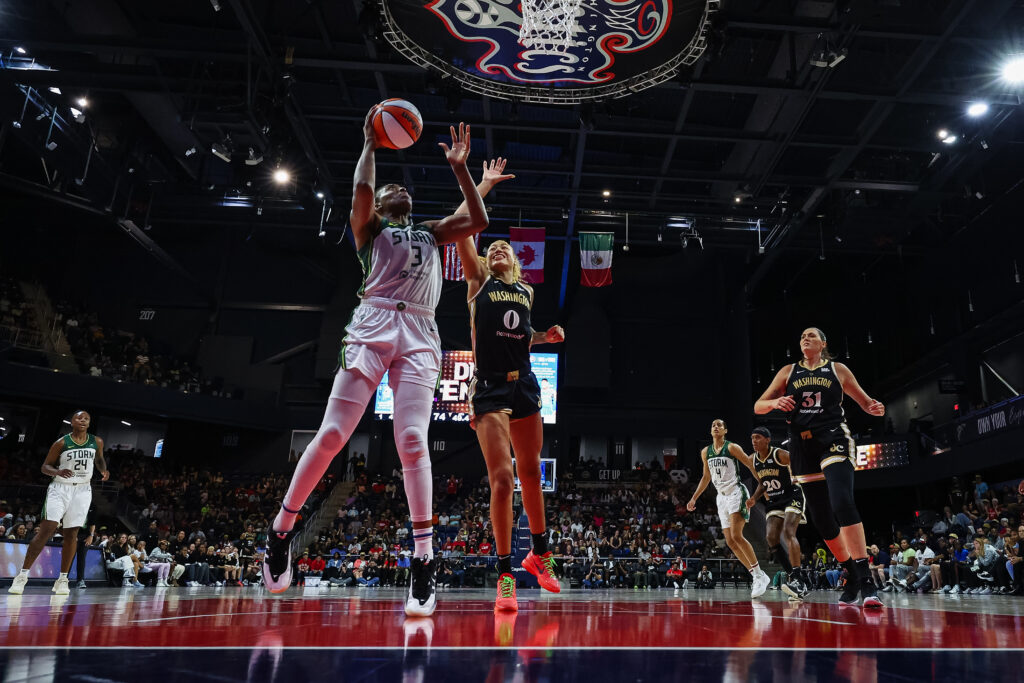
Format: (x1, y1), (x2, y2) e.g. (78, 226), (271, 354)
(406, 555), (438, 617)
(262, 529), (295, 594)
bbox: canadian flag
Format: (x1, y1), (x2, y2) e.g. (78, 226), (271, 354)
(510, 227), (545, 283)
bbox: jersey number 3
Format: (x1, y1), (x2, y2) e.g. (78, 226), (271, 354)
(801, 391), (822, 408)
(410, 245), (423, 268)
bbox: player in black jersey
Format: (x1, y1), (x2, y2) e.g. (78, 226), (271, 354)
(755, 328), (885, 609)
(745, 426), (809, 600)
(454, 159), (565, 612)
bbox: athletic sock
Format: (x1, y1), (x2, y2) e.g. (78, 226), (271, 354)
(770, 545), (794, 573)
(841, 558), (857, 581)
(413, 528), (434, 560)
(497, 554), (513, 575)
(531, 533), (548, 555)
(854, 558), (872, 584)
(59, 572), (68, 580)
(272, 503), (302, 534)
(19, 569), (29, 577)
(749, 563), (762, 576)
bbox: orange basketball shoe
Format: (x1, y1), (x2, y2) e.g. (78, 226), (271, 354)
(495, 573), (519, 612)
(521, 551), (561, 593)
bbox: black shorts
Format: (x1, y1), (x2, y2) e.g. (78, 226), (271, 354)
(788, 423), (856, 484)
(469, 370), (542, 427)
(764, 485), (807, 522)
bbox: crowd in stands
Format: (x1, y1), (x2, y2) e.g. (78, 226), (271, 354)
(0, 277), (33, 339)
(53, 299), (232, 397)
(3, 438), (1022, 597)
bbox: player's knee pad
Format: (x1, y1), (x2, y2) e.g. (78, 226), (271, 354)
(803, 483), (841, 540)
(824, 461), (861, 527)
(316, 425), (345, 454)
(395, 425), (426, 457)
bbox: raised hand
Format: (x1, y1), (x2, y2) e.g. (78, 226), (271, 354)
(363, 105), (380, 148)
(482, 157), (515, 185)
(439, 122), (471, 168)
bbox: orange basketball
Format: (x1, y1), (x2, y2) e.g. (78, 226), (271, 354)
(372, 99), (423, 150)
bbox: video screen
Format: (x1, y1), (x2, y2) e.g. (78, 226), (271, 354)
(513, 457), (557, 493)
(374, 351), (558, 423)
(854, 441), (909, 471)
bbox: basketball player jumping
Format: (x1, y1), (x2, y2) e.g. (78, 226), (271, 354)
(754, 327), (884, 608)
(746, 426), (809, 600)
(687, 419), (771, 599)
(454, 158), (566, 612)
(263, 115), (489, 618)
(8, 410), (108, 596)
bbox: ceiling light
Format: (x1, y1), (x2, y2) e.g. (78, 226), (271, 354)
(273, 168), (290, 184)
(62, 419), (71, 425)
(48, 86), (62, 95)
(602, 190), (611, 197)
(46, 141), (58, 151)
(316, 191), (325, 200)
(966, 102), (989, 117)
(184, 147), (196, 157)
(942, 135), (957, 145)
(76, 97), (88, 109)
(1002, 55), (1024, 84)
(15, 47), (27, 54)
(121, 420), (132, 426)
(211, 140), (232, 163)
(245, 147), (263, 166)
(937, 129), (949, 139)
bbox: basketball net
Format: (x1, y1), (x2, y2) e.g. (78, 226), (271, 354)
(518, 0), (582, 54)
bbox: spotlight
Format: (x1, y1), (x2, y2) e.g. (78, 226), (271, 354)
(48, 87), (62, 95)
(211, 139), (232, 163)
(966, 102), (989, 117)
(622, 243), (630, 252)
(76, 97), (89, 109)
(273, 168), (291, 184)
(602, 190), (611, 197)
(15, 46), (26, 54)
(316, 191), (325, 200)
(1002, 55), (1024, 84)
(184, 147), (196, 157)
(244, 147), (263, 166)
(734, 196), (742, 203)
(937, 129), (949, 139)
(942, 134), (957, 145)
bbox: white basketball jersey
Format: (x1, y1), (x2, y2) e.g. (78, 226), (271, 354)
(357, 218), (441, 309)
(707, 440), (741, 495)
(56, 433), (97, 484)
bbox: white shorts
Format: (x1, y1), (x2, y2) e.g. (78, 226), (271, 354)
(716, 484), (750, 530)
(43, 482), (91, 529)
(338, 298), (441, 389)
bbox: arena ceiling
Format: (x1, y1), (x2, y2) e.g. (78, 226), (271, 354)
(1, 0), (1022, 334)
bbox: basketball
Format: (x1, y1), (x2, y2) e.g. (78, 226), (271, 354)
(372, 99), (423, 150)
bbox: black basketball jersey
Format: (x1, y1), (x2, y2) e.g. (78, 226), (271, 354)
(470, 276), (533, 373)
(785, 360), (845, 429)
(754, 447), (795, 501)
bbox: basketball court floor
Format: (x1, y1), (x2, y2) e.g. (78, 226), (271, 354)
(3, 586), (1022, 681)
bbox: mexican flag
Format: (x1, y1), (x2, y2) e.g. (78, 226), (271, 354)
(580, 232), (614, 287)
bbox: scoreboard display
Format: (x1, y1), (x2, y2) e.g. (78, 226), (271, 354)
(374, 351), (559, 424)
(854, 441), (909, 471)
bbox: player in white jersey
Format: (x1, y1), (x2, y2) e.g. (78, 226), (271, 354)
(687, 419), (771, 599)
(8, 411), (108, 596)
(263, 116), (489, 620)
